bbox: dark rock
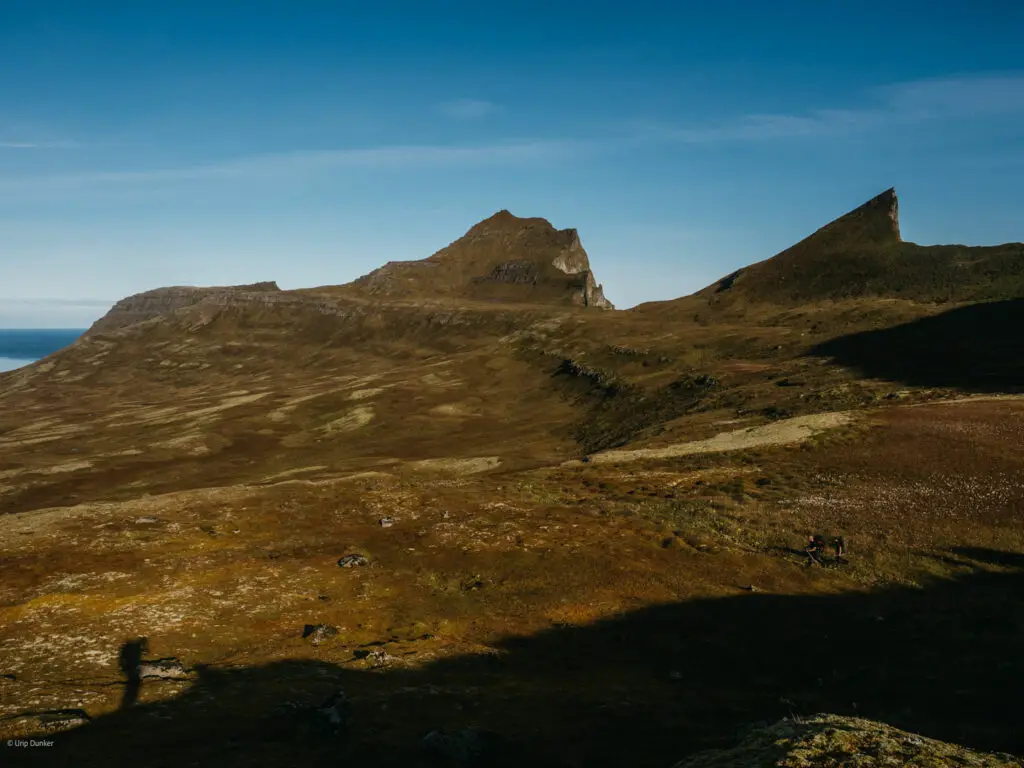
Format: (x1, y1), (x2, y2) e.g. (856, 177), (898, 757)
(137, 658), (190, 680)
(422, 727), (500, 766)
(274, 690), (350, 740)
(337, 554), (369, 568)
(314, 690), (350, 738)
(302, 624), (339, 645)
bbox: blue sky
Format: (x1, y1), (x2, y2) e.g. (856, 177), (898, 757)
(2, 1), (1023, 327)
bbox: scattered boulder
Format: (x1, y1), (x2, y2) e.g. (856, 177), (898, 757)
(137, 657), (190, 680)
(302, 624), (339, 646)
(337, 554), (369, 568)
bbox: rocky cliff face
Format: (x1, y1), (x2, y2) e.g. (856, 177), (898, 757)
(85, 282), (281, 336)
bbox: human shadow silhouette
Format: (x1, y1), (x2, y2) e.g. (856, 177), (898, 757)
(808, 298), (1024, 392)
(117, 637), (148, 709)
(14, 550), (1024, 768)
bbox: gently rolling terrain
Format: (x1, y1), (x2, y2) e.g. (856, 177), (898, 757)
(1, 190), (1022, 767)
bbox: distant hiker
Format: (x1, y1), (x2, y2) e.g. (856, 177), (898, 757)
(806, 534), (827, 566)
(832, 536), (848, 564)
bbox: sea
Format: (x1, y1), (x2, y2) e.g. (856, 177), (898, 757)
(0, 329), (86, 372)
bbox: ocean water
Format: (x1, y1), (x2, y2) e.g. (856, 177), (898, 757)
(0, 329), (86, 372)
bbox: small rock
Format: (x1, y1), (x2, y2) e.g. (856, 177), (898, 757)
(337, 554), (369, 568)
(442, 511), (451, 519)
(34, 709), (91, 732)
(379, 516), (395, 528)
(422, 727), (499, 766)
(135, 517), (160, 524)
(302, 624), (339, 646)
(668, 670), (683, 680)
(138, 658), (190, 680)
(276, 690), (350, 739)
(354, 648), (394, 666)
(315, 690), (350, 737)
(1, 673), (16, 681)
(740, 585), (760, 592)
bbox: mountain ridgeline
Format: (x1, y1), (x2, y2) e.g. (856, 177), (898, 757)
(79, 192), (1024, 345)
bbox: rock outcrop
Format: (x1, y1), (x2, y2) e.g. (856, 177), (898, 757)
(86, 281), (281, 336)
(674, 714), (1023, 768)
(345, 210), (614, 308)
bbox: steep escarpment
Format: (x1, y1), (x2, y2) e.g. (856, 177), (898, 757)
(338, 210), (614, 308)
(85, 281), (282, 335)
(694, 188), (1024, 306)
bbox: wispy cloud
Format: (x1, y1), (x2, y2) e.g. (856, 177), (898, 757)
(0, 140), (80, 149)
(0, 139), (587, 193)
(645, 72), (1024, 143)
(436, 98), (502, 119)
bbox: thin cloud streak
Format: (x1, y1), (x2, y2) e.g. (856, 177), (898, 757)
(647, 72), (1024, 143)
(0, 139), (588, 193)
(0, 298), (115, 309)
(0, 140), (80, 149)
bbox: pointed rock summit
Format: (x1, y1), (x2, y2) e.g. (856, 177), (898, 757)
(346, 210), (613, 308)
(694, 187), (1024, 306)
(798, 186), (901, 249)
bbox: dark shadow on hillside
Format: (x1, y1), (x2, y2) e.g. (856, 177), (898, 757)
(12, 554), (1024, 768)
(807, 299), (1024, 392)
(117, 638), (148, 709)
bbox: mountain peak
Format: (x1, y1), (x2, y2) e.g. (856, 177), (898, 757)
(465, 209), (554, 237)
(806, 187), (902, 248)
(689, 187), (1024, 306)
(344, 211), (613, 308)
